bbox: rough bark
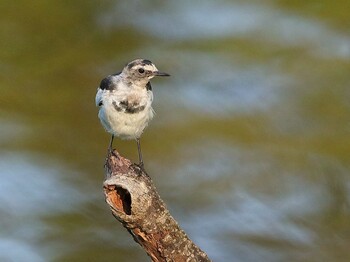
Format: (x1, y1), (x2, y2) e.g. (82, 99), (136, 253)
(103, 150), (211, 262)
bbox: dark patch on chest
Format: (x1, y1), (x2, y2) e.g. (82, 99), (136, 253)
(100, 75), (118, 91)
(112, 100), (145, 114)
(146, 81), (152, 91)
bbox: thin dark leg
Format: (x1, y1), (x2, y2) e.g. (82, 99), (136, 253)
(136, 138), (144, 169)
(108, 134), (114, 152)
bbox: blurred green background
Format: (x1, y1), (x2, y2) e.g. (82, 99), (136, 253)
(1, 0), (350, 261)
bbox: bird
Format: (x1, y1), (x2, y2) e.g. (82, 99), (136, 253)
(95, 59), (170, 169)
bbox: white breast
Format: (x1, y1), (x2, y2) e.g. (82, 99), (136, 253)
(96, 85), (154, 140)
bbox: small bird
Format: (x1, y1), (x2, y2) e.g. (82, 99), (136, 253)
(95, 59), (170, 169)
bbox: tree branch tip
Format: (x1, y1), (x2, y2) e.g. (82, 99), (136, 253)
(102, 148), (211, 261)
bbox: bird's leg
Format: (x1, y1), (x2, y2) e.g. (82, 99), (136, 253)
(108, 134), (114, 154)
(136, 138), (144, 169)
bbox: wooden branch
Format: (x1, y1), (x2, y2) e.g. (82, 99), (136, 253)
(103, 150), (211, 262)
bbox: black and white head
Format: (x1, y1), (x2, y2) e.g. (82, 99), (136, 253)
(122, 59), (170, 85)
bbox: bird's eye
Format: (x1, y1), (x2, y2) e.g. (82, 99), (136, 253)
(138, 68), (145, 74)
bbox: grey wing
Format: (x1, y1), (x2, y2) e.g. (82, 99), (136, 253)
(95, 74), (120, 107)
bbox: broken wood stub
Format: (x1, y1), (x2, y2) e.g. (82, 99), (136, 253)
(103, 150), (211, 262)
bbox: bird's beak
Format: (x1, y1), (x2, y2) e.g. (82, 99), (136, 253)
(153, 71), (170, 77)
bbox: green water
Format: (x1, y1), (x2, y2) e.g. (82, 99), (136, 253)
(1, 1), (349, 261)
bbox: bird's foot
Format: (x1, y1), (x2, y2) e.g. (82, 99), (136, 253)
(108, 147), (113, 155)
(106, 147), (118, 160)
(138, 162), (146, 172)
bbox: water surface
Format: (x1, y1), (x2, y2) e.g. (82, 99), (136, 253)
(1, 1), (349, 261)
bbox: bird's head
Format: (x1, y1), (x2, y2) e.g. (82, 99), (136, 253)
(122, 59), (170, 84)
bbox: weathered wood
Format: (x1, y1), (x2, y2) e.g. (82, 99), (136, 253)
(103, 150), (211, 262)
